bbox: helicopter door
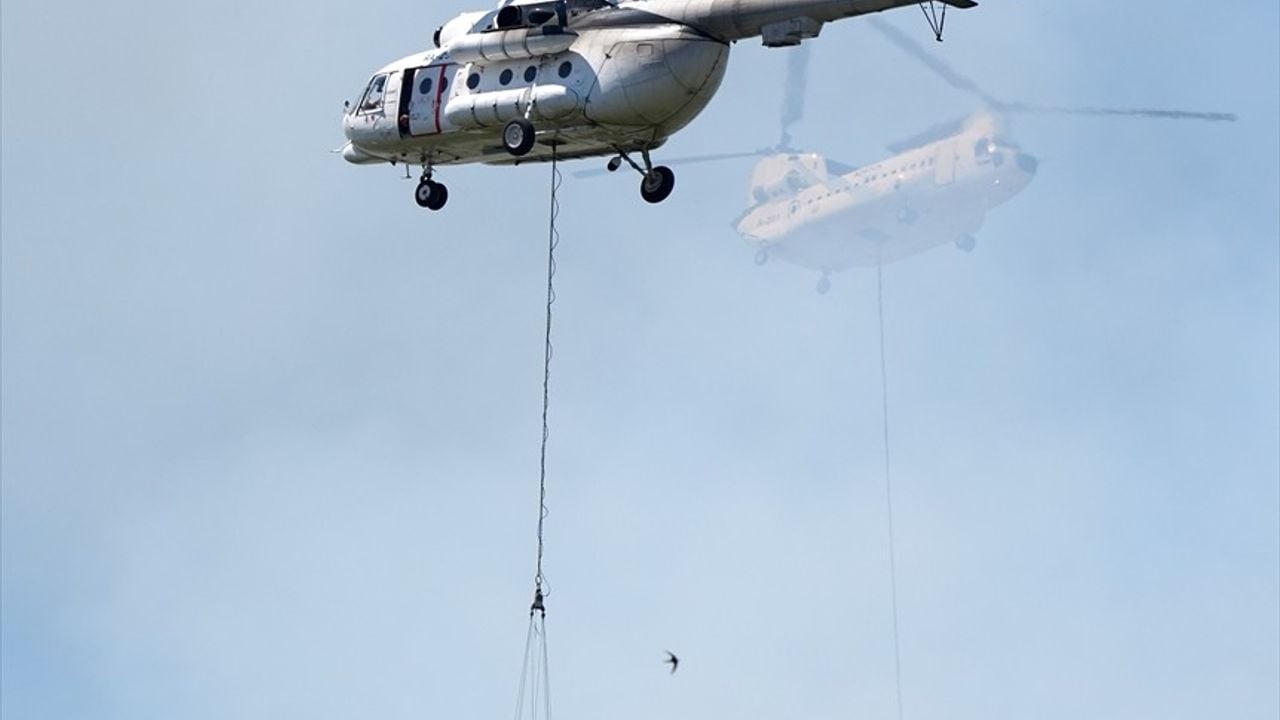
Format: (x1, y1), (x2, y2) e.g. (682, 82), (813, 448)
(401, 65), (453, 137)
(934, 141), (957, 186)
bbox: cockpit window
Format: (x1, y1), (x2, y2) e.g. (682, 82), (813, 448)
(358, 74), (388, 113)
(974, 137), (996, 163)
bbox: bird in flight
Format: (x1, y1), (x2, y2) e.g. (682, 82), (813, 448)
(664, 651), (679, 674)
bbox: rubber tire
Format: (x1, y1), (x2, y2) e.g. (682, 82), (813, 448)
(425, 181), (448, 211)
(503, 118), (536, 157)
(640, 166), (676, 204)
(414, 181), (435, 208)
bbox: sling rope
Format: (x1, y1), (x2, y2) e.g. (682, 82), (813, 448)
(514, 146), (561, 720)
(534, 145), (560, 600)
(876, 259), (905, 720)
(919, 1), (947, 41)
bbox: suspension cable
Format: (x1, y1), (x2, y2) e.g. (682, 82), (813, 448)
(514, 147), (561, 720)
(876, 259), (905, 720)
(534, 146), (561, 603)
(919, 1), (947, 41)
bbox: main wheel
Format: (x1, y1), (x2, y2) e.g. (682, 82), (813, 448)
(425, 181), (448, 211)
(414, 180), (448, 211)
(414, 180), (434, 208)
(502, 118), (536, 156)
(640, 166), (675, 204)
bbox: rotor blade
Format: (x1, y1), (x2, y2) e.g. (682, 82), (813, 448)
(572, 150), (767, 179)
(779, 44), (811, 149)
(866, 16), (1003, 108)
(1001, 102), (1237, 123)
(869, 16), (1237, 124)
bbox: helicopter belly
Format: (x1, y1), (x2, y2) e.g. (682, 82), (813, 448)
(752, 189), (983, 271)
(585, 28), (729, 132)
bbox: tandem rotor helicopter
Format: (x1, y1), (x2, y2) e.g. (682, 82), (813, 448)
(708, 18), (1237, 293)
(338, 0), (976, 210)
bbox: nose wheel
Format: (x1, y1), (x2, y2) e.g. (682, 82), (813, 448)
(415, 178), (448, 211)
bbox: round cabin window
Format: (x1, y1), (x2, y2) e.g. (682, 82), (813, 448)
(500, 69), (514, 86)
(467, 73), (481, 90)
(558, 61), (573, 79)
(418, 76), (433, 95)
(524, 66), (538, 82)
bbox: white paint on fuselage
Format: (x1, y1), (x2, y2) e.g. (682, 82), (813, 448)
(339, 0), (969, 171)
(342, 23), (729, 168)
(737, 113), (1036, 270)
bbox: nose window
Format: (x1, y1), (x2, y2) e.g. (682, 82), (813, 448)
(974, 137), (992, 161)
(358, 74), (388, 112)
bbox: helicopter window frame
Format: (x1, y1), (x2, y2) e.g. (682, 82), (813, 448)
(357, 73), (389, 115)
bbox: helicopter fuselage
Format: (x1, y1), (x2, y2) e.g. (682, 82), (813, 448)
(341, 0), (976, 208)
(737, 114), (1037, 270)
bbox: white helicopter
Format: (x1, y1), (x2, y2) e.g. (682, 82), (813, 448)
(704, 19), (1236, 293)
(339, 0), (977, 210)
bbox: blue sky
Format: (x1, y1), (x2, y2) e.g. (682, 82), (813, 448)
(3, 1), (1277, 718)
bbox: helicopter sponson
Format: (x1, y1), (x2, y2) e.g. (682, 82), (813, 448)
(340, 0), (977, 210)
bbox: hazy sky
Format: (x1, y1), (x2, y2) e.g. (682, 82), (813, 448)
(3, 1), (1277, 718)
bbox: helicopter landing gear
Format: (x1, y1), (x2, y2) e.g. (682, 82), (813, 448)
(816, 272), (832, 295)
(954, 233), (977, 252)
(503, 118), (537, 157)
(414, 167), (448, 211)
(607, 148), (677, 204)
(754, 248), (769, 266)
(640, 166), (675, 204)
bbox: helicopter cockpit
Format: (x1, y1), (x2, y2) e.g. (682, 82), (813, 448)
(747, 153), (833, 204)
(972, 135), (1038, 175)
(348, 74), (388, 116)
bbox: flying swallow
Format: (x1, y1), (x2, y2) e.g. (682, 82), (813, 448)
(665, 651), (679, 674)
